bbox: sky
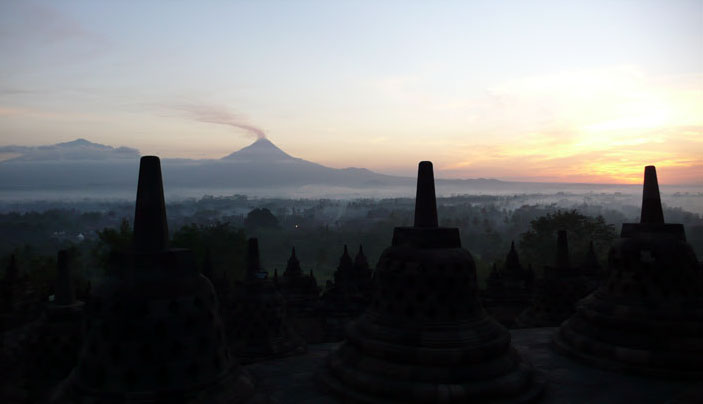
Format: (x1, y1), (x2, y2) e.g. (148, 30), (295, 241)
(0, 0), (701, 184)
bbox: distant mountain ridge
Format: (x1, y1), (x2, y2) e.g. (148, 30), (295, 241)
(0, 138), (654, 200)
(0, 137), (415, 192)
(0, 138), (139, 162)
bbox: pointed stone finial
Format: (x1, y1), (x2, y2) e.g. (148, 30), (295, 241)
(55, 250), (75, 305)
(414, 161), (438, 228)
(640, 165), (664, 224)
(133, 156), (169, 253)
(358, 245), (364, 255)
(556, 230), (570, 269)
(343, 245), (349, 255)
(246, 238), (261, 280)
(505, 240), (522, 271)
(285, 246), (302, 277)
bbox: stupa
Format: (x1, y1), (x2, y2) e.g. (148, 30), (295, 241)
(23, 250), (85, 400)
(227, 238), (306, 363)
(578, 241), (603, 290)
(484, 242), (533, 302)
(1, 254), (42, 331)
(514, 230), (591, 328)
(278, 247), (323, 343)
(554, 166), (703, 378)
(319, 161), (544, 403)
(352, 245), (374, 297)
(483, 242), (534, 327)
(57, 156), (257, 403)
(280, 247), (320, 305)
(318, 245), (371, 342)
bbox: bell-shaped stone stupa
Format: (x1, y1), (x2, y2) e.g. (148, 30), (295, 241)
(319, 161), (544, 403)
(554, 166), (703, 378)
(58, 156), (256, 403)
(514, 230), (592, 328)
(22, 250), (85, 401)
(227, 238), (306, 363)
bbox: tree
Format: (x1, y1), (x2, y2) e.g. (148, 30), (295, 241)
(244, 208), (279, 230)
(519, 210), (616, 274)
(171, 222), (248, 282)
(92, 218), (132, 267)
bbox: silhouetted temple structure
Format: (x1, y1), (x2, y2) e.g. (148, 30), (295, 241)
(352, 245), (374, 295)
(56, 156), (257, 403)
(515, 230), (591, 328)
(554, 166), (703, 378)
(278, 247), (323, 343)
(227, 238), (306, 363)
(1, 254), (42, 332)
(578, 240), (603, 290)
(318, 245), (372, 342)
(22, 250), (84, 400)
(483, 241), (535, 327)
(280, 247), (320, 304)
(319, 161), (544, 403)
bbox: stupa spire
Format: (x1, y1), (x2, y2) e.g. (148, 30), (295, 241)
(413, 161), (438, 228)
(285, 246), (302, 277)
(133, 156), (168, 252)
(640, 165), (664, 224)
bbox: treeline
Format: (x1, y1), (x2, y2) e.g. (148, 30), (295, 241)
(1, 197), (701, 301)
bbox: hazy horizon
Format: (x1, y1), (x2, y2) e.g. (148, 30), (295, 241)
(1, 1), (702, 184)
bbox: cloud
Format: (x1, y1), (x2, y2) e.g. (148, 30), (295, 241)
(170, 104), (267, 139)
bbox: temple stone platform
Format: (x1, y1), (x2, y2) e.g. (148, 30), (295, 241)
(245, 328), (701, 404)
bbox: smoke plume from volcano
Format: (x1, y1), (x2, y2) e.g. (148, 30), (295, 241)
(175, 104), (266, 139)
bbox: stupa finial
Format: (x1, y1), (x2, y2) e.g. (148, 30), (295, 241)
(414, 161), (438, 228)
(640, 165), (664, 224)
(133, 156), (168, 252)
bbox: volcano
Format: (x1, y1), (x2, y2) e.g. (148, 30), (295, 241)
(222, 138), (297, 162)
(161, 137), (400, 188)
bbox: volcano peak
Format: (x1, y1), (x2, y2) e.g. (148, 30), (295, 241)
(222, 138), (294, 161)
